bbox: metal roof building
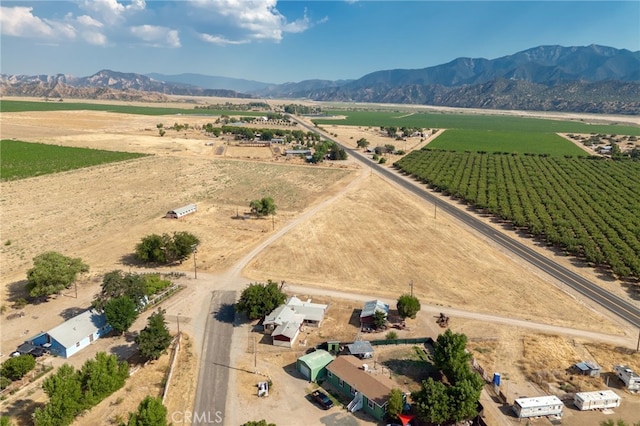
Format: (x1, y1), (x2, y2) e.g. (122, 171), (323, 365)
(296, 349), (335, 382)
(29, 309), (112, 358)
(165, 203), (197, 219)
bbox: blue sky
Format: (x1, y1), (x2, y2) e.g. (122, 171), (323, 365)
(1, 1), (639, 84)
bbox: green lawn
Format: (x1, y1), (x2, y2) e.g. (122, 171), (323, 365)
(1, 140), (148, 181)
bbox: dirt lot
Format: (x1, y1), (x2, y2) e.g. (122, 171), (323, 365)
(1, 98), (639, 425)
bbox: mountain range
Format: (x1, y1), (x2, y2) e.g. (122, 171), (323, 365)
(2, 44), (639, 115)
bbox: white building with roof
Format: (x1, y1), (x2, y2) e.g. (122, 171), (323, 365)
(263, 296), (328, 348)
(574, 390), (620, 411)
(29, 310), (112, 358)
(165, 203), (197, 219)
(614, 365), (640, 391)
(512, 395), (563, 418)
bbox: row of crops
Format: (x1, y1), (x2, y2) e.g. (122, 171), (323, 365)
(395, 150), (640, 279)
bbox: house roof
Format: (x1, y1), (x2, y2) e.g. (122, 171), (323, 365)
(347, 340), (374, 356)
(169, 204), (196, 216)
(514, 395), (562, 408)
(47, 309), (108, 349)
(326, 355), (395, 406)
(287, 296), (328, 322)
(272, 313), (305, 339)
(298, 349), (335, 370)
(575, 390), (620, 402)
(360, 300), (389, 318)
(264, 305), (296, 326)
(575, 361), (601, 371)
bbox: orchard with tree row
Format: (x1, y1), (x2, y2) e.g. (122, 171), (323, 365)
(395, 149), (640, 279)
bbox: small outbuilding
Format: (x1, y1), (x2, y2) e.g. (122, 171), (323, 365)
(574, 361), (601, 377)
(512, 395), (563, 418)
(346, 340), (374, 359)
(296, 349), (335, 382)
(165, 203), (197, 219)
(574, 390), (620, 411)
(360, 300), (389, 328)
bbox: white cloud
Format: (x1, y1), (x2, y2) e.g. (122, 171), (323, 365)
(199, 33), (249, 46)
(1, 6), (57, 38)
(82, 30), (108, 46)
(130, 25), (181, 48)
(192, 0), (313, 43)
(79, 0), (146, 25)
(76, 15), (104, 28)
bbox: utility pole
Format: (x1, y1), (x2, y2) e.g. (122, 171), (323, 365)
(177, 313), (181, 334)
(434, 201), (437, 219)
(409, 280), (414, 297)
(75, 281), (78, 299)
(192, 245), (198, 279)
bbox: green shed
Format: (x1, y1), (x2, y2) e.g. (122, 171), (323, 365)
(296, 350), (335, 382)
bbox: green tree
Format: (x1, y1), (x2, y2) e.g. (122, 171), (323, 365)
(0, 416), (13, 426)
(386, 388), (404, 420)
(601, 420), (640, 426)
(127, 396), (168, 426)
(448, 377), (483, 422)
(412, 377), (451, 424)
(433, 329), (472, 383)
(104, 296), (139, 334)
(235, 280), (287, 320)
(171, 231), (200, 263)
(34, 364), (83, 426)
(136, 308), (172, 361)
(396, 294), (421, 320)
(356, 138), (370, 149)
(372, 310), (387, 329)
(79, 352), (129, 407)
(135, 232), (199, 264)
(249, 197), (277, 218)
(0, 354), (36, 380)
(26, 252), (89, 298)
(92, 270), (147, 311)
(134, 233), (171, 263)
(240, 421), (276, 426)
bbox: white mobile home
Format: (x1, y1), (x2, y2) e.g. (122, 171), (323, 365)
(614, 365), (640, 391)
(574, 390), (621, 411)
(512, 396), (563, 418)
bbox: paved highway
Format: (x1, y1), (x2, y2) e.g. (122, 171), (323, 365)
(292, 116), (640, 329)
(192, 291), (236, 425)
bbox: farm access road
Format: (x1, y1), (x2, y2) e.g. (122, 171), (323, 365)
(289, 114), (640, 329)
(182, 152), (634, 425)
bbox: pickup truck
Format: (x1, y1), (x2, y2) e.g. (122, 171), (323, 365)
(311, 390), (334, 410)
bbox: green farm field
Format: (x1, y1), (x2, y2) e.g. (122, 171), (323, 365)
(314, 110), (640, 135)
(0, 99), (265, 117)
(0, 140), (147, 181)
(427, 129), (587, 156)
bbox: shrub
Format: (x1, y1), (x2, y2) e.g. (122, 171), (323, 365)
(1, 355), (36, 381)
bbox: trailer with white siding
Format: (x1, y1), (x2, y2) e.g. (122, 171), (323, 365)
(614, 365), (640, 391)
(574, 390), (620, 410)
(512, 396), (563, 418)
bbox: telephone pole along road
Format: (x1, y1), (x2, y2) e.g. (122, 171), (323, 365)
(290, 115), (640, 329)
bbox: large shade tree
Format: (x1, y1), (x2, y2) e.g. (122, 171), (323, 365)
(396, 294), (421, 320)
(235, 280), (286, 320)
(26, 251), (89, 298)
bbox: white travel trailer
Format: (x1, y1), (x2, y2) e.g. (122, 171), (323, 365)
(614, 365), (640, 391)
(574, 390), (621, 411)
(512, 396), (563, 418)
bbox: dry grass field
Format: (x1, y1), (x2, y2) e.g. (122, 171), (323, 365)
(1, 97), (639, 425)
